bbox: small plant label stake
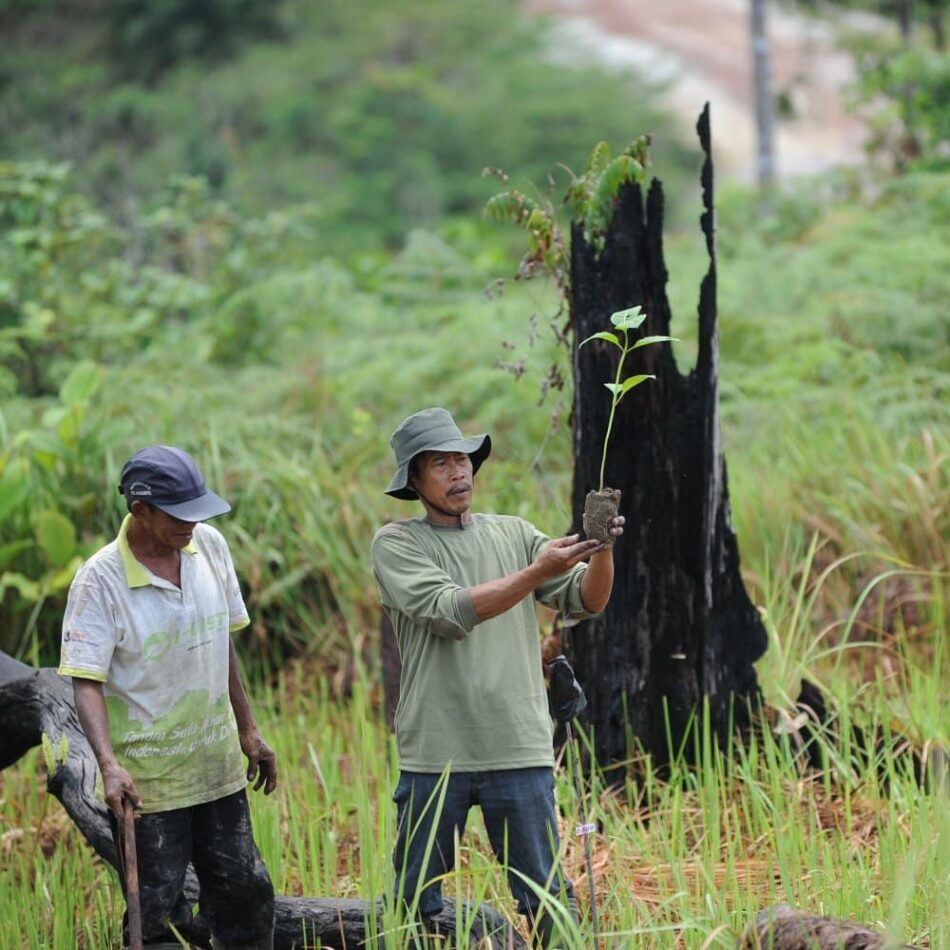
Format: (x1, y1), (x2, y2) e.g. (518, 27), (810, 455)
(579, 305), (675, 544)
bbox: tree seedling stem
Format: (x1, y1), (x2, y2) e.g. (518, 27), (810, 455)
(579, 305), (676, 490)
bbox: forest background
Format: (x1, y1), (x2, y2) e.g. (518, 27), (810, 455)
(0, 0), (947, 946)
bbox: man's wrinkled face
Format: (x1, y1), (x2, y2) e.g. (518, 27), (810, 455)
(411, 451), (474, 517)
(132, 502), (197, 551)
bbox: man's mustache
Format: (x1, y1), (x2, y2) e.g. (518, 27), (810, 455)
(447, 483), (472, 496)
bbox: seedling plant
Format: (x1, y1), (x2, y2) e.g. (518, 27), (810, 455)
(578, 305), (676, 542)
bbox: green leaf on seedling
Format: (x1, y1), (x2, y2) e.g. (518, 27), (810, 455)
(633, 335), (678, 348)
(604, 383), (623, 395)
(580, 331), (621, 349)
(618, 374), (655, 397)
(609, 306), (646, 331)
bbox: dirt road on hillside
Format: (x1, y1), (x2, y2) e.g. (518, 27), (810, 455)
(526, 0), (871, 181)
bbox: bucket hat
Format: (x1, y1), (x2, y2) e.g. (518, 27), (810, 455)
(385, 407), (491, 500)
(119, 445), (231, 522)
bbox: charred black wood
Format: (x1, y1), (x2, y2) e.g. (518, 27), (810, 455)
(175, 896), (519, 949)
(566, 105), (767, 776)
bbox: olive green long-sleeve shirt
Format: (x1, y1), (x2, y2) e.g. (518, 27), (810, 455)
(371, 514), (597, 772)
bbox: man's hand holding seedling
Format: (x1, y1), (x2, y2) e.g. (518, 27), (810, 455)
(535, 534), (603, 576)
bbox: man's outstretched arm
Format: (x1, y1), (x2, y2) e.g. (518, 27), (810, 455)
(468, 534), (602, 622)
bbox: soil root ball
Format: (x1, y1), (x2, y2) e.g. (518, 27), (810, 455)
(583, 488), (621, 545)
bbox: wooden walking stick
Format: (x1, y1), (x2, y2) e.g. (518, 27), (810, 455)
(121, 797), (144, 950)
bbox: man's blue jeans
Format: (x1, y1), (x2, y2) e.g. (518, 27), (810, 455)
(392, 767), (574, 924)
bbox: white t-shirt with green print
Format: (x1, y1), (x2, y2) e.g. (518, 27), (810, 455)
(59, 515), (249, 813)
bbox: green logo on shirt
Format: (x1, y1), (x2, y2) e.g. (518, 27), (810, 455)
(141, 611), (228, 661)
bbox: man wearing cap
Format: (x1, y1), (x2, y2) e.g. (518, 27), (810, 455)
(59, 446), (277, 950)
(371, 407), (623, 946)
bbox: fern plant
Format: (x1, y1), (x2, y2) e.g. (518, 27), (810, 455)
(483, 134), (652, 296)
(565, 135), (651, 250)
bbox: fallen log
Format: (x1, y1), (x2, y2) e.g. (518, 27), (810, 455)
(0, 651), (525, 948)
(743, 905), (916, 949)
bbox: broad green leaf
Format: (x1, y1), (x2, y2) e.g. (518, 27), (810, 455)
(0, 475), (29, 524)
(59, 360), (102, 407)
(618, 374), (655, 398)
(27, 429), (71, 469)
(33, 509), (76, 568)
(41, 406), (68, 429)
(57, 406), (83, 446)
(604, 383), (623, 395)
(579, 331), (621, 349)
(0, 540), (33, 570)
(48, 555), (84, 593)
(609, 306), (646, 330)
(0, 571), (40, 602)
(632, 335), (679, 348)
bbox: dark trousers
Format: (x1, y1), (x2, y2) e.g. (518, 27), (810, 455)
(392, 768), (574, 930)
(110, 789), (274, 948)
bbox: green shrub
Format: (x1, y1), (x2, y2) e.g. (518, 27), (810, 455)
(106, 0), (286, 82)
(1, 161), (946, 677)
(0, 0), (691, 249)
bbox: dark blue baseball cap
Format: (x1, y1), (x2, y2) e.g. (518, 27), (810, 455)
(118, 446), (231, 522)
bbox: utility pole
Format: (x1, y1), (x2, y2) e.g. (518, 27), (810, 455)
(750, 0), (776, 189)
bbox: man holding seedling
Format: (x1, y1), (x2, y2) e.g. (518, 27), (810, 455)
(59, 445), (277, 950)
(372, 407), (622, 947)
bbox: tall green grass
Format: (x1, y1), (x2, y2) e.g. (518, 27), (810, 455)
(2, 581), (946, 948)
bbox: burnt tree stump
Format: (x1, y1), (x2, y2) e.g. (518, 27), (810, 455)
(566, 106), (768, 772)
(0, 650), (525, 949)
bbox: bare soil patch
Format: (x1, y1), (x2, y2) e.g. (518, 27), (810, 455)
(526, 0), (870, 180)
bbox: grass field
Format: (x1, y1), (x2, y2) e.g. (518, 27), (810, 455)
(0, 150), (947, 949)
(1, 628), (947, 947)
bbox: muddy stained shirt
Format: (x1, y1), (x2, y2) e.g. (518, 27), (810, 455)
(58, 515), (249, 813)
(371, 514), (597, 772)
